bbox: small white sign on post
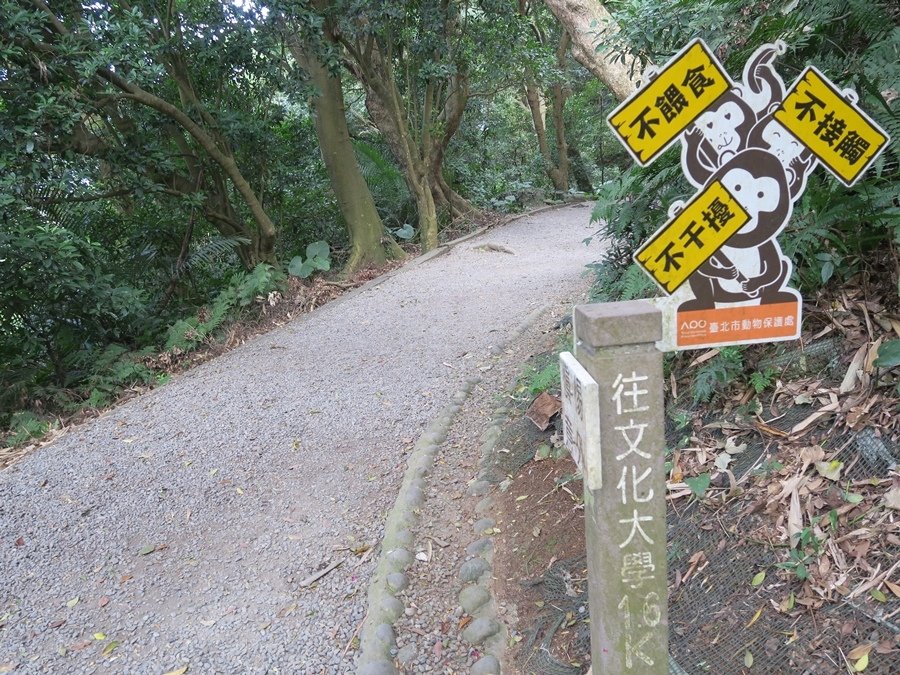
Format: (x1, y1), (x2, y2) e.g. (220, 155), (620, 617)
(559, 352), (601, 489)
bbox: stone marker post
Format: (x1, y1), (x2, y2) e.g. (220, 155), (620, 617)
(573, 300), (667, 673)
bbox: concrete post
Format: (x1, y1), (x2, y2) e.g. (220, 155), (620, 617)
(573, 300), (668, 673)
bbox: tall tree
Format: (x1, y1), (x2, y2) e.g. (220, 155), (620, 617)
(520, 1), (572, 192)
(286, 8), (404, 272)
(333, 0), (478, 251)
(542, 0), (641, 101)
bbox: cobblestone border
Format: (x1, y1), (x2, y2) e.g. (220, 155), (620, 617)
(355, 377), (480, 675)
(453, 405), (511, 675)
(356, 304), (556, 674)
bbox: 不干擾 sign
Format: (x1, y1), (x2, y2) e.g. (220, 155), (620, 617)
(635, 180), (750, 294)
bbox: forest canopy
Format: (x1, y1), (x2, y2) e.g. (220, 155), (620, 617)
(1, 0), (898, 444)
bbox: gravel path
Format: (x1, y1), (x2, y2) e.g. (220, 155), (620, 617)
(0, 204), (597, 674)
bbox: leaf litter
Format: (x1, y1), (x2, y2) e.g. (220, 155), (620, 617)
(662, 287), (900, 672)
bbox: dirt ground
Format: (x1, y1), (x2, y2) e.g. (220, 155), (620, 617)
(491, 442), (589, 672)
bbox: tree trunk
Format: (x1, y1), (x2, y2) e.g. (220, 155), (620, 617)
(349, 53), (440, 252)
(524, 76), (568, 192)
(288, 34), (403, 273)
(542, 0), (642, 101)
(548, 83), (569, 192)
(548, 31), (571, 192)
(567, 145), (594, 192)
(428, 73), (478, 219)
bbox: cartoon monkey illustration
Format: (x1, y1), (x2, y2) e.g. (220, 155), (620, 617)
(679, 149), (801, 311)
(680, 41), (789, 188)
(676, 41), (802, 312)
(749, 114), (817, 199)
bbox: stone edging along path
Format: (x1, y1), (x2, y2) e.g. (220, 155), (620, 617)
(355, 302), (554, 675)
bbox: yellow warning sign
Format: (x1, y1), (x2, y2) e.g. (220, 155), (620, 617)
(608, 39), (732, 166)
(774, 67), (890, 186)
(635, 180), (750, 294)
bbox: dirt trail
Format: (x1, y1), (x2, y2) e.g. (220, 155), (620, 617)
(0, 204), (598, 674)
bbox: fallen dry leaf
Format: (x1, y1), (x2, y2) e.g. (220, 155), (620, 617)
(788, 486), (803, 547)
(746, 606), (763, 628)
(884, 580), (900, 598)
(847, 643), (874, 660)
(815, 460), (843, 481)
(883, 487), (900, 510)
(525, 392), (562, 431)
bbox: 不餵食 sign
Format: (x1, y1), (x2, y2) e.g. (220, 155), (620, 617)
(608, 39), (731, 166)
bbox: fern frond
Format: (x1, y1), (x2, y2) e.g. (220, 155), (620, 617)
(353, 140), (407, 195)
(174, 235), (250, 279)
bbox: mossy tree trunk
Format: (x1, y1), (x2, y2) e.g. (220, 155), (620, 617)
(288, 30), (403, 273)
(520, 3), (571, 193)
(346, 46), (441, 252)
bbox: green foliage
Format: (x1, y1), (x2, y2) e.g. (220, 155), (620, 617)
(80, 345), (157, 409)
(450, 96), (552, 208)
(526, 360), (562, 395)
(589, 156), (688, 300)
(353, 140), (414, 228)
(165, 264), (284, 353)
(874, 340), (900, 368)
(753, 458), (785, 476)
(776, 548), (812, 581)
(749, 367), (778, 394)
(692, 347), (744, 404)
(390, 224), (416, 241)
(288, 242), (332, 279)
(4, 411), (53, 446)
(685, 473), (711, 499)
(0, 221), (148, 407)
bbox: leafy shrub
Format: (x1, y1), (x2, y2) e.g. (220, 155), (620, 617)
(288, 241), (331, 278)
(164, 264), (284, 353)
(0, 222), (147, 408)
(527, 360), (561, 395)
(692, 347), (744, 404)
(4, 411), (52, 446)
(79, 344), (157, 407)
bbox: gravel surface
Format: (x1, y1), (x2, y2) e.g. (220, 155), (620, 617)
(0, 204), (598, 673)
